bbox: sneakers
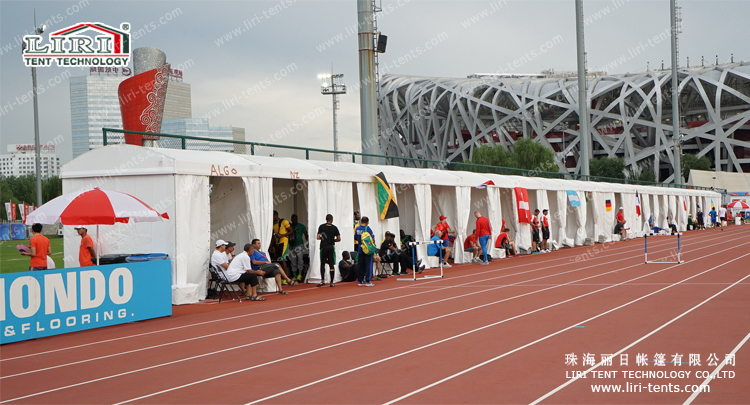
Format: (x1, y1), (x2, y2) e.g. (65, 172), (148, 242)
(442, 263), (452, 268)
(357, 283), (367, 287)
(416, 259), (423, 267)
(365, 282), (375, 287)
(400, 271), (409, 275)
(374, 276), (383, 281)
(480, 261), (490, 265)
(471, 257), (481, 263)
(391, 272), (400, 277)
(417, 265), (425, 274)
(316, 283), (325, 288)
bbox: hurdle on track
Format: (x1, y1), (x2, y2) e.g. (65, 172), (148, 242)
(644, 231), (683, 264)
(397, 240), (445, 281)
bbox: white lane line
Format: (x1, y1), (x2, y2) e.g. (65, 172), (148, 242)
(2, 235), (693, 375)
(682, 330), (750, 405)
(3, 239), (730, 403)
(529, 257), (750, 405)
(1, 236), (693, 380)
(233, 246), (747, 405)
(0, 232), (702, 362)
(387, 252), (750, 405)
(0, 239), (654, 362)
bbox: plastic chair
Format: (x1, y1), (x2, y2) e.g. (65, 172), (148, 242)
(209, 264), (243, 303)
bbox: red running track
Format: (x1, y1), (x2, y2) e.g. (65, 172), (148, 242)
(1, 226), (749, 404)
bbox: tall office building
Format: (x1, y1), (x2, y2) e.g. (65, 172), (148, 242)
(69, 67), (193, 157)
(0, 144), (61, 178)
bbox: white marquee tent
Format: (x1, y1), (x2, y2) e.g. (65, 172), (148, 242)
(61, 145), (721, 304)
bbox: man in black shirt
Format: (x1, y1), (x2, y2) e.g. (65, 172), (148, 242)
(317, 214), (341, 287)
(338, 251), (357, 282)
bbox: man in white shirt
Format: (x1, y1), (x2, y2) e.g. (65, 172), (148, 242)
(718, 206), (727, 231)
(212, 240), (230, 270)
(224, 241), (236, 264)
(225, 243), (268, 301)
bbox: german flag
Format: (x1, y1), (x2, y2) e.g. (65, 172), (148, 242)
(605, 199), (613, 211)
(375, 172), (399, 220)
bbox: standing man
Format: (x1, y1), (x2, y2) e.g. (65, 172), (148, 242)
(435, 215), (455, 247)
(541, 209), (551, 253)
(474, 211), (491, 265)
(272, 210), (293, 275)
(317, 214), (341, 287)
(20, 223), (50, 271)
(288, 214), (309, 282)
(718, 205), (727, 231)
(709, 206), (718, 231)
(531, 209), (542, 254)
(697, 209), (705, 230)
(75, 225), (96, 267)
(354, 216), (376, 286)
(352, 211), (361, 255)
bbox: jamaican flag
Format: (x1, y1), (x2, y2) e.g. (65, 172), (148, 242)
(375, 172), (399, 220)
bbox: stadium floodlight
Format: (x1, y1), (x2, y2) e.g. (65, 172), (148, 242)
(319, 72), (346, 161)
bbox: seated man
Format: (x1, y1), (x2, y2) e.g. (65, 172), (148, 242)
(464, 229), (481, 263)
(666, 216), (678, 234)
(224, 243), (265, 301)
(614, 220), (630, 240)
(648, 215), (666, 234)
(495, 227), (518, 257)
(338, 251), (357, 282)
(380, 232), (404, 276)
(427, 230), (451, 267)
(687, 215), (694, 230)
(400, 235), (424, 274)
(249, 238), (298, 294)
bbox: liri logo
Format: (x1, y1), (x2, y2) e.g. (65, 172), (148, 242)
(22, 22), (130, 67)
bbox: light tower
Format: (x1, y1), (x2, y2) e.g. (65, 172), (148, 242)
(319, 73), (346, 161)
(21, 12), (45, 207)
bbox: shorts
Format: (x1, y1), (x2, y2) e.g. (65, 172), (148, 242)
(275, 241), (289, 260)
(442, 239), (450, 247)
(532, 229), (541, 243)
(720, 217), (726, 222)
(236, 272), (259, 287)
(320, 245), (335, 268)
(258, 263), (280, 278)
(614, 223), (623, 235)
(542, 228), (550, 240)
(464, 247), (475, 253)
(29, 266), (47, 271)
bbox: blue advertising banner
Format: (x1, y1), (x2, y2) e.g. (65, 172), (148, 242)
(0, 224), (9, 241)
(10, 224), (26, 240)
(0, 260), (172, 344)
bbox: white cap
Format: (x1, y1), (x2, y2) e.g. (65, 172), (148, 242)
(619, 207), (624, 210)
(215, 239), (227, 247)
(74, 225), (87, 230)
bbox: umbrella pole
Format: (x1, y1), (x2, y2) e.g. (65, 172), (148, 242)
(96, 224), (100, 266)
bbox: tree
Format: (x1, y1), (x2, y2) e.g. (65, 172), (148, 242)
(0, 175), (63, 219)
(590, 157), (626, 179)
(681, 153), (712, 182)
(626, 162), (656, 183)
(470, 138), (558, 174)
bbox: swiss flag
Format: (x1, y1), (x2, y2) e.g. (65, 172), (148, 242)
(514, 187), (531, 223)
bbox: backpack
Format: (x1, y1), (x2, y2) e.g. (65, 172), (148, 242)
(360, 230), (377, 255)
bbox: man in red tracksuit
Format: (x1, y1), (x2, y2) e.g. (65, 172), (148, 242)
(474, 211), (491, 265)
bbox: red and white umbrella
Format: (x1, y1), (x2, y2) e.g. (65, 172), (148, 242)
(727, 200), (750, 210)
(24, 188), (169, 265)
(25, 188), (169, 225)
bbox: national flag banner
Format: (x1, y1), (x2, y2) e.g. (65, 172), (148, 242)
(605, 199), (613, 212)
(375, 172), (399, 220)
(476, 180), (495, 189)
(514, 187), (531, 223)
(683, 199), (687, 211)
(566, 190), (581, 207)
(4, 203), (11, 221)
(24, 204), (30, 218)
(635, 191), (641, 216)
(18, 204), (26, 222)
(10, 202), (17, 221)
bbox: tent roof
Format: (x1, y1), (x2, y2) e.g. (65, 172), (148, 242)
(61, 145), (720, 198)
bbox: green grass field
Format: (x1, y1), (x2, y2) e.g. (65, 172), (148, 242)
(0, 236), (65, 274)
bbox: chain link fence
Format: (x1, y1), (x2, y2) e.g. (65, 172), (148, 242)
(102, 128), (720, 192)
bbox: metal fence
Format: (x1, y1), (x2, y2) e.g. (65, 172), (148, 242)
(102, 128), (721, 192)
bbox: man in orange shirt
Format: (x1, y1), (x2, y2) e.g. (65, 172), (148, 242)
(75, 225), (96, 266)
(20, 223), (51, 271)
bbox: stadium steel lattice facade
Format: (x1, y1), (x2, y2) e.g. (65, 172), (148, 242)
(378, 63), (750, 181)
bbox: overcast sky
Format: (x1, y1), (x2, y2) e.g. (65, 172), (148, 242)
(1, 0), (747, 164)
